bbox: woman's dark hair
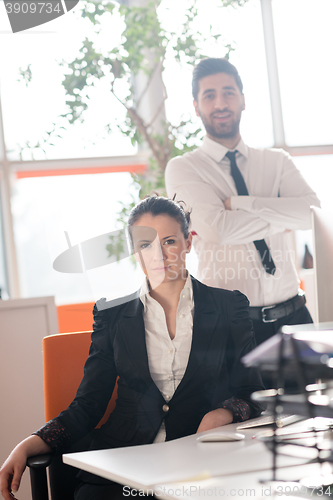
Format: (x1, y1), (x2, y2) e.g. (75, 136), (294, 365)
(128, 195), (191, 241)
(192, 57), (243, 101)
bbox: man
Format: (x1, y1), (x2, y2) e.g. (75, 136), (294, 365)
(165, 57), (320, 348)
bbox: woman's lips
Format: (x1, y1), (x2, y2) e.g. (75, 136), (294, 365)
(152, 265), (171, 271)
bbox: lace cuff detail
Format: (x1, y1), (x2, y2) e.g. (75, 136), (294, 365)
(33, 419), (71, 454)
(217, 397), (251, 423)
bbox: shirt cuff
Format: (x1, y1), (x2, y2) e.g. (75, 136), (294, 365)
(230, 196), (255, 212)
(33, 419), (71, 454)
(217, 397), (251, 423)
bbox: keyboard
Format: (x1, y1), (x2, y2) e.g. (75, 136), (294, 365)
(236, 414), (302, 430)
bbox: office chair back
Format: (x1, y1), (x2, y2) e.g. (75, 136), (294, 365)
(29, 332), (118, 500)
(56, 303), (95, 333)
(43, 331), (117, 425)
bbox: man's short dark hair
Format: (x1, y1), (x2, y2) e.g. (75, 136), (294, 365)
(192, 58), (243, 101)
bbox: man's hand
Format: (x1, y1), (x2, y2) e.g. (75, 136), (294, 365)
(196, 408), (233, 434)
(224, 198), (232, 210)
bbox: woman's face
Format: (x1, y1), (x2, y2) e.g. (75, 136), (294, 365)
(131, 213), (192, 287)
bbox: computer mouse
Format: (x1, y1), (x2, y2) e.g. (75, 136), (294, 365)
(196, 431), (245, 442)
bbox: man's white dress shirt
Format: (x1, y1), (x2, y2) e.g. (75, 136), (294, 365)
(140, 274), (194, 442)
(165, 136), (321, 307)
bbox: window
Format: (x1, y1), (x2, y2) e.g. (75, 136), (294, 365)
(272, 0), (333, 146)
(0, 1), (136, 161)
(163, 0), (274, 149)
(12, 171), (143, 303)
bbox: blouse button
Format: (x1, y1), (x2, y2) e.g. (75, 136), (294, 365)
(162, 404), (169, 413)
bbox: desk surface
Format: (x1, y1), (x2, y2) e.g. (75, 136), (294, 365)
(156, 462), (332, 500)
(63, 421), (314, 490)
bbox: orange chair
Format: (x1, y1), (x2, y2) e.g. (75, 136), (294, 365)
(56, 303), (95, 333)
(27, 331), (118, 500)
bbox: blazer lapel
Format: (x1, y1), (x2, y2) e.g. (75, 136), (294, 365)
(120, 296), (158, 392)
(173, 277), (219, 396)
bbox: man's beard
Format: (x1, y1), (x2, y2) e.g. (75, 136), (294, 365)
(204, 121), (240, 139)
(198, 110), (241, 140)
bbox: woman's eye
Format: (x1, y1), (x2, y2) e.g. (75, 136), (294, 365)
(165, 239), (175, 245)
(140, 243), (151, 250)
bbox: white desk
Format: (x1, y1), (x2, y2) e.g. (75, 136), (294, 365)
(63, 421), (315, 491)
(156, 462), (333, 500)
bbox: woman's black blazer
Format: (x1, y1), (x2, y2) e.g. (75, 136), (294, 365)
(55, 276), (264, 458)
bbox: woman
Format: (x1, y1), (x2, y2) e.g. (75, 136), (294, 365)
(0, 196), (264, 500)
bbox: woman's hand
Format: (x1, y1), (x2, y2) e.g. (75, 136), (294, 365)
(0, 436), (51, 500)
(196, 408), (233, 434)
(0, 445), (27, 500)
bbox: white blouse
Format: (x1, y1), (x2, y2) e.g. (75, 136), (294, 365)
(140, 274), (194, 442)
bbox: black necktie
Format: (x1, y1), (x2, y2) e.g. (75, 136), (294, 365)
(225, 151), (276, 275)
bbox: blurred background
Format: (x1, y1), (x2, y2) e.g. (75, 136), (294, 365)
(0, 0), (332, 305)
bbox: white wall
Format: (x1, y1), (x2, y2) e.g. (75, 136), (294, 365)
(0, 297), (58, 500)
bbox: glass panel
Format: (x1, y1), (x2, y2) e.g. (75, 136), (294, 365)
(272, 0), (333, 146)
(293, 154), (332, 318)
(293, 154), (333, 262)
(11, 172), (143, 304)
(0, 1), (136, 161)
(294, 154), (333, 212)
(162, 0), (274, 149)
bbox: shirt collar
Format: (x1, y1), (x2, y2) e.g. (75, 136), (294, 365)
(179, 273), (193, 303)
(139, 273), (193, 309)
(201, 135), (248, 162)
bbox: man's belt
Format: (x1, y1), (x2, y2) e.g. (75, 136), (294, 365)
(249, 293), (306, 323)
